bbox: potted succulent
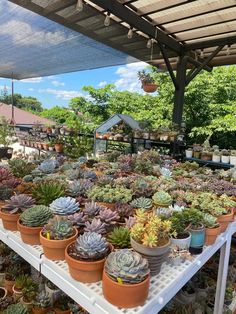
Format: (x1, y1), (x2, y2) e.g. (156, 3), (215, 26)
(53, 293), (71, 314)
(185, 148), (193, 158)
(54, 139), (64, 153)
(3, 303), (28, 314)
(201, 150), (212, 161)
(107, 226), (131, 249)
(40, 216), (78, 260)
(4, 264), (20, 294)
(188, 208), (205, 254)
(130, 197), (153, 211)
(49, 197), (79, 216)
(17, 205), (53, 245)
(212, 150), (221, 163)
(203, 213), (221, 246)
(138, 70), (157, 93)
(0, 294), (14, 313)
(193, 144), (202, 159)
(170, 210), (192, 250)
(130, 210), (173, 275)
(102, 249), (150, 308)
(44, 280), (60, 306)
(1, 194), (35, 231)
(42, 142), (49, 151)
(230, 150), (236, 166)
(32, 290), (51, 314)
(65, 232), (111, 283)
(20, 278), (38, 310)
(12, 274), (31, 302)
(224, 286), (234, 305)
(221, 149), (230, 164)
(32, 182), (65, 206)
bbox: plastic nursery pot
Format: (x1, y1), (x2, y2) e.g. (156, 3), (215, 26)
(131, 238), (170, 275)
(40, 228), (78, 260)
(4, 279), (15, 295)
(142, 83), (157, 93)
(12, 285), (23, 301)
(185, 150), (193, 158)
(217, 209), (234, 233)
(102, 271), (150, 308)
(96, 202), (116, 210)
(54, 144), (63, 153)
(205, 225), (221, 246)
(32, 307), (51, 314)
(65, 242), (111, 283)
(17, 220), (42, 245)
(171, 232), (191, 250)
(0, 210), (20, 231)
(189, 223), (205, 255)
(221, 156), (230, 164)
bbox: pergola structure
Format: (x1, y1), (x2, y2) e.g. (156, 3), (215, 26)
(6, 0), (236, 125)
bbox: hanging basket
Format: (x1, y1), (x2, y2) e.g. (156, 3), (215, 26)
(142, 83), (157, 93)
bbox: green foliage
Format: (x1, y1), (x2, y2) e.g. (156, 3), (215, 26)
(20, 205), (53, 227)
(43, 216), (74, 240)
(88, 185), (132, 203)
(8, 159), (35, 178)
(32, 182), (65, 206)
(3, 303), (29, 314)
(0, 116), (15, 147)
(108, 226), (131, 249)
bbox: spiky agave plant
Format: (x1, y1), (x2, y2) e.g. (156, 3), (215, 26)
(32, 182), (65, 206)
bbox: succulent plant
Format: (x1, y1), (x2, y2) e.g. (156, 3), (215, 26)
(108, 227), (131, 249)
(32, 182), (65, 205)
(69, 302), (88, 314)
(23, 175), (33, 182)
(68, 211), (86, 227)
(3, 303), (28, 314)
(70, 232), (109, 261)
(130, 197), (152, 210)
(131, 178), (154, 198)
(125, 216), (136, 229)
(38, 160), (57, 174)
(98, 207), (119, 224)
(114, 203), (134, 221)
(42, 216), (75, 240)
(67, 180), (93, 197)
(160, 167), (172, 177)
(152, 191), (173, 206)
(8, 158), (35, 178)
(20, 205), (53, 227)
(0, 188), (13, 201)
(65, 168), (83, 180)
(50, 197), (79, 215)
(0, 167), (14, 182)
(83, 201), (104, 217)
(134, 157), (153, 175)
(203, 213), (219, 229)
(84, 218), (106, 234)
(105, 249), (149, 284)
(83, 171), (97, 181)
(34, 290), (51, 308)
(88, 185), (132, 204)
(0, 295), (14, 312)
(3, 194), (35, 214)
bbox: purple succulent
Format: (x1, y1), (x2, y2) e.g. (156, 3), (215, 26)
(68, 212), (86, 227)
(97, 208), (119, 224)
(125, 216), (136, 229)
(84, 218), (106, 234)
(84, 201), (105, 217)
(3, 194), (35, 214)
(115, 203), (134, 221)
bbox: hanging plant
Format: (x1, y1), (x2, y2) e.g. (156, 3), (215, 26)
(138, 70), (157, 93)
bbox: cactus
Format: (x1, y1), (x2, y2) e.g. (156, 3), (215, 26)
(98, 208), (119, 224)
(71, 232), (109, 260)
(3, 194), (35, 214)
(38, 160), (56, 174)
(50, 197), (79, 215)
(83, 201), (104, 217)
(152, 191), (172, 206)
(68, 212), (86, 227)
(67, 180), (93, 197)
(108, 227), (131, 249)
(84, 218), (106, 234)
(32, 182), (65, 206)
(20, 205), (53, 227)
(88, 185), (132, 204)
(34, 290), (51, 308)
(105, 249), (149, 284)
(3, 303), (28, 314)
(130, 197), (152, 210)
(42, 216), (74, 240)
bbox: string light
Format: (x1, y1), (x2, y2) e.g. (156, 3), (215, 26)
(104, 13), (111, 27)
(226, 45), (231, 56)
(147, 38), (152, 49)
(200, 49), (204, 58)
(127, 28), (133, 39)
(76, 0), (83, 12)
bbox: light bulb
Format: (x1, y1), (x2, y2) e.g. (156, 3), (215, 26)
(147, 38), (152, 49)
(226, 45), (230, 56)
(200, 49), (204, 58)
(104, 13), (110, 27)
(76, 0), (83, 12)
(127, 28), (133, 39)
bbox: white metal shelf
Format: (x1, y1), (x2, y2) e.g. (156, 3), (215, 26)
(0, 220), (236, 314)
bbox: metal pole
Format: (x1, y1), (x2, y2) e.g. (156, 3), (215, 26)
(10, 76), (15, 125)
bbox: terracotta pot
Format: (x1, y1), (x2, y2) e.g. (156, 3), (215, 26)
(0, 210), (20, 231)
(4, 279), (15, 294)
(32, 307), (51, 314)
(217, 209), (234, 232)
(102, 271), (149, 308)
(55, 144), (63, 153)
(96, 202), (115, 210)
(12, 285), (23, 301)
(142, 83), (157, 93)
(65, 242), (107, 283)
(0, 201), (5, 209)
(40, 228), (78, 260)
(17, 220), (42, 245)
(0, 287), (7, 300)
(205, 225), (221, 245)
(20, 296), (34, 310)
(131, 238), (170, 275)
(54, 310), (70, 314)
(43, 143), (49, 151)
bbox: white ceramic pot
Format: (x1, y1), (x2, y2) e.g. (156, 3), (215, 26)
(221, 155), (230, 164)
(171, 232), (191, 250)
(212, 155), (221, 163)
(185, 150), (193, 158)
(230, 156), (236, 166)
(45, 282), (61, 305)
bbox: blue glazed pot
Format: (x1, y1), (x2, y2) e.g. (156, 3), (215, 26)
(189, 223), (205, 248)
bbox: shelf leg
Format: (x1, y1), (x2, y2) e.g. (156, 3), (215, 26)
(214, 237), (231, 314)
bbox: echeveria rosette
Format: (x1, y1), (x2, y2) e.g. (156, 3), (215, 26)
(20, 205), (53, 227)
(3, 194), (35, 214)
(38, 160), (57, 174)
(50, 197), (79, 215)
(152, 191), (173, 206)
(84, 218), (106, 234)
(105, 249), (149, 284)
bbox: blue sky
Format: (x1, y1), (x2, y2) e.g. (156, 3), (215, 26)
(0, 62), (146, 109)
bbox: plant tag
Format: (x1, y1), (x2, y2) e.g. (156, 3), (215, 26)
(117, 278), (123, 284)
(46, 232), (50, 240)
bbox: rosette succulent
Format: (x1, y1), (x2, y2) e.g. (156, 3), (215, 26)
(105, 249), (149, 284)
(68, 212), (86, 227)
(108, 227), (131, 249)
(20, 205), (53, 227)
(130, 197), (152, 210)
(71, 232), (109, 260)
(98, 208), (119, 224)
(152, 191), (172, 206)
(203, 213), (219, 228)
(84, 218), (106, 234)
(34, 290), (51, 308)
(83, 201), (104, 217)
(42, 216), (74, 240)
(3, 194), (35, 214)
(3, 303), (28, 314)
(38, 160), (57, 174)
(67, 180), (93, 197)
(50, 197), (79, 215)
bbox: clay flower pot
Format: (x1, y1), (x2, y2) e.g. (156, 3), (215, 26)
(0, 287), (7, 300)
(54, 144), (63, 153)
(17, 220), (42, 245)
(65, 242), (110, 283)
(205, 225), (221, 245)
(42, 143), (49, 151)
(217, 209), (234, 232)
(142, 83), (157, 93)
(4, 279), (15, 294)
(0, 210), (20, 231)
(20, 296), (34, 311)
(32, 307), (51, 314)
(131, 238), (170, 275)
(102, 271), (150, 308)
(96, 202), (115, 210)
(40, 228), (78, 260)
(54, 309), (70, 314)
(12, 285), (23, 301)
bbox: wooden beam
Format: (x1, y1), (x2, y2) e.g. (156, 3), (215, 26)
(185, 35), (236, 51)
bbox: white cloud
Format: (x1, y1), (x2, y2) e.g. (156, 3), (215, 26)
(51, 80), (65, 87)
(38, 88), (85, 100)
(47, 76), (57, 80)
(114, 62), (147, 93)
(21, 77), (43, 83)
(98, 81), (107, 87)
(0, 85), (10, 90)
(28, 88), (34, 91)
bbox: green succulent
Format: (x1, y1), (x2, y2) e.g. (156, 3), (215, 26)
(108, 227), (131, 249)
(34, 291), (51, 308)
(42, 216), (74, 240)
(3, 303), (28, 314)
(130, 197), (152, 210)
(88, 185), (132, 204)
(20, 205), (53, 227)
(203, 213), (219, 229)
(32, 182), (65, 206)
(23, 175), (33, 182)
(8, 159), (35, 178)
(152, 191), (172, 206)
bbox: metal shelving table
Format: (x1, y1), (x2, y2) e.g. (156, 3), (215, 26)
(184, 157), (234, 169)
(0, 220), (235, 314)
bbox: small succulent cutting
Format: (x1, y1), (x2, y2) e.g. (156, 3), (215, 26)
(3, 194), (35, 214)
(130, 197), (152, 210)
(42, 216), (75, 240)
(152, 191), (173, 206)
(50, 197), (79, 215)
(105, 249), (149, 284)
(108, 227), (131, 249)
(20, 205), (53, 227)
(68, 232), (109, 261)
